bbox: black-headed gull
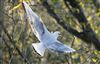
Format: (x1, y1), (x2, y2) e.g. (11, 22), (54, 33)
(23, 1), (75, 56)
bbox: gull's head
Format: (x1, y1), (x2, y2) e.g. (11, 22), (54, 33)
(50, 31), (60, 40)
(51, 31), (60, 36)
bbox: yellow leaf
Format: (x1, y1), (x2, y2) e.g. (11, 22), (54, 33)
(92, 58), (97, 62)
(95, 30), (98, 34)
(25, 0), (31, 2)
(75, 37), (81, 45)
(87, 16), (92, 21)
(72, 53), (79, 58)
(19, 0), (31, 3)
(9, 0), (32, 12)
(80, 2), (84, 7)
(94, 50), (98, 55)
(19, 0), (23, 3)
(96, 12), (100, 16)
(9, 3), (22, 13)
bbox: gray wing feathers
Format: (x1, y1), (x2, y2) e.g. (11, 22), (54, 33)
(23, 1), (49, 40)
(47, 41), (75, 53)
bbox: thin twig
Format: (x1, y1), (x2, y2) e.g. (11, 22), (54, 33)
(3, 26), (30, 64)
(0, 10), (16, 24)
(71, 36), (75, 47)
(2, 37), (12, 58)
(0, 58), (9, 64)
(65, 55), (70, 64)
(67, 36), (76, 64)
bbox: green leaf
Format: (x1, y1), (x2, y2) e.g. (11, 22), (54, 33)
(52, 0), (58, 4)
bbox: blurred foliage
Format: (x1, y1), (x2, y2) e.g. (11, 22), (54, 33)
(0, 0), (100, 64)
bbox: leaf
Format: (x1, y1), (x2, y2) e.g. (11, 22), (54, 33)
(9, 3), (22, 13)
(92, 58), (97, 62)
(87, 16), (92, 21)
(19, 0), (31, 3)
(51, 0), (58, 4)
(72, 53), (79, 59)
(19, 0), (23, 3)
(25, 0), (31, 2)
(96, 12), (100, 17)
(75, 37), (81, 45)
(79, 2), (84, 8)
(9, 0), (32, 13)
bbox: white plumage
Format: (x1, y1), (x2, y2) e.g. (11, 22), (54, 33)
(23, 1), (75, 56)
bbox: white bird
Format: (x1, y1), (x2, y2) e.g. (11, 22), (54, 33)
(23, 1), (75, 56)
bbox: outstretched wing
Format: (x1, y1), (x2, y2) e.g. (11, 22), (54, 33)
(23, 1), (50, 41)
(47, 41), (75, 53)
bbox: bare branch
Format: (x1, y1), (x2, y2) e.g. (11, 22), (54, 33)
(41, 0), (100, 50)
(2, 26), (30, 64)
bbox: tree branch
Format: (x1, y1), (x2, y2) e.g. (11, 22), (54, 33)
(2, 26), (30, 64)
(41, 0), (100, 50)
(42, 1), (81, 37)
(64, 0), (100, 50)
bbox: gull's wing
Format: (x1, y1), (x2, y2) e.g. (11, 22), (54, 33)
(32, 43), (46, 56)
(23, 1), (50, 41)
(47, 41), (75, 53)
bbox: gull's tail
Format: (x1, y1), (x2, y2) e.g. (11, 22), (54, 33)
(32, 43), (46, 56)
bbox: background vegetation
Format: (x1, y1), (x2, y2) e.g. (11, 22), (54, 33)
(0, 0), (100, 64)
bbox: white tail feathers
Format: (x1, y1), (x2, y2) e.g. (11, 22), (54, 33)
(32, 43), (46, 56)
